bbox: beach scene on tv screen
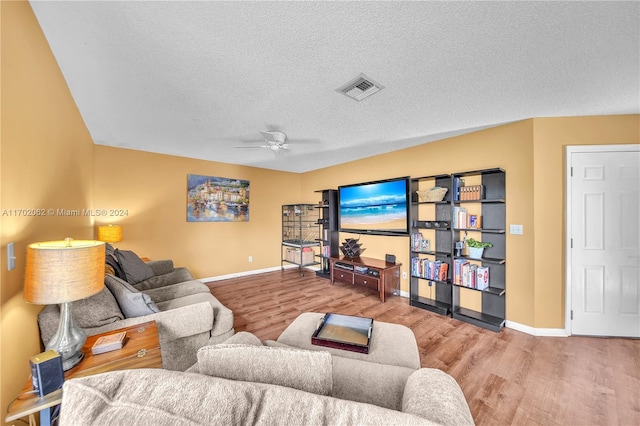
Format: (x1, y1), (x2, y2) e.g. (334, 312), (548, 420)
(340, 180), (407, 231)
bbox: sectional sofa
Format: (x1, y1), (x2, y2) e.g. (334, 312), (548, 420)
(38, 249), (234, 371)
(58, 331), (475, 425)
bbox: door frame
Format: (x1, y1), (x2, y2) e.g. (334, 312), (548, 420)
(565, 144), (640, 336)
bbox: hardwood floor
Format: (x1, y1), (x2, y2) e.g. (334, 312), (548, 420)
(207, 269), (640, 426)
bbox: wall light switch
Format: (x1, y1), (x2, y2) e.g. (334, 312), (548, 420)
(510, 224), (523, 235)
(7, 242), (16, 271)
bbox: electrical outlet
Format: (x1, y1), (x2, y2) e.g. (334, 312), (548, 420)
(402, 271), (407, 280)
(248, 255), (253, 262)
(510, 224), (523, 235)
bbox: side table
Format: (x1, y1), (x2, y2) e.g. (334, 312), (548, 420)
(6, 321), (162, 426)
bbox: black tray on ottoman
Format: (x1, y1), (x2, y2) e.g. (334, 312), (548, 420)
(311, 313), (373, 354)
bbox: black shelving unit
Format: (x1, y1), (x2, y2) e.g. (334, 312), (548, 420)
(314, 190), (338, 279)
(408, 168), (507, 332)
(450, 168), (506, 332)
(409, 174), (453, 316)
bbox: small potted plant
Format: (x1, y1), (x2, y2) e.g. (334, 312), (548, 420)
(466, 238), (492, 259)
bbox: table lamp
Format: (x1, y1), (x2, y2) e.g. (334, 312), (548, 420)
(97, 224), (122, 244)
(24, 238), (106, 371)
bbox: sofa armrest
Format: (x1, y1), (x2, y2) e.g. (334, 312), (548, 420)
(145, 259), (174, 276)
(84, 301), (214, 343)
(402, 368), (474, 425)
(208, 294), (234, 338)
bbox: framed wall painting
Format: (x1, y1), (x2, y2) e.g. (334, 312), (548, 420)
(187, 174), (249, 222)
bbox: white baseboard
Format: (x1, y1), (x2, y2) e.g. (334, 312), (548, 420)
(398, 289), (410, 298)
(505, 320), (569, 337)
(199, 264), (299, 283)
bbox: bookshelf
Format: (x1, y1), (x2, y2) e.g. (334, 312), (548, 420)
(314, 189), (339, 278)
(450, 168), (506, 331)
(409, 168), (506, 332)
(409, 174), (453, 315)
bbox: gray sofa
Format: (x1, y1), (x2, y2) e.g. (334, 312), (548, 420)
(38, 256), (234, 371)
(58, 331), (474, 425)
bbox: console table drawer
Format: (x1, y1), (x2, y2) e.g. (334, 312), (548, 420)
(334, 270), (353, 284)
(354, 274), (379, 290)
(329, 256), (401, 303)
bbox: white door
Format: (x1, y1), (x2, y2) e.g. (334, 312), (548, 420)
(568, 146), (640, 337)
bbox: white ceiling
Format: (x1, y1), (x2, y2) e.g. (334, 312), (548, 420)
(30, 1), (639, 173)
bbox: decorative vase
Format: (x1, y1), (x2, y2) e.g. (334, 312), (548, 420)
(467, 247), (484, 259)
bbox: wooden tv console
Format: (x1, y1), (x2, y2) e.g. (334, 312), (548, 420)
(329, 255), (402, 302)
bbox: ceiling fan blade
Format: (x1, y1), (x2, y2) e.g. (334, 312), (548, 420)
(260, 131), (278, 143)
(234, 145), (270, 149)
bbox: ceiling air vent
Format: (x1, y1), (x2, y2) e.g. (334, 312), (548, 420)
(337, 74), (384, 101)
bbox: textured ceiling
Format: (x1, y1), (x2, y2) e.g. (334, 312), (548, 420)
(30, 1), (639, 173)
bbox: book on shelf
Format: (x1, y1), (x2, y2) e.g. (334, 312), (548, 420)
(452, 207), (467, 229)
(453, 260), (490, 290)
(468, 214), (481, 229)
(453, 177), (465, 201)
(411, 232), (424, 252)
(461, 263), (477, 288)
(411, 258), (448, 282)
(476, 267), (490, 290)
(91, 331), (126, 355)
(460, 185), (484, 201)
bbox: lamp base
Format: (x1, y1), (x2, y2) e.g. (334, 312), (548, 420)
(61, 349), (84, 371)
(46, 302), (87, 371)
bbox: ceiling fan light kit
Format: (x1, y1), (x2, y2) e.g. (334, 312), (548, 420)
(235, 130), (290, 153)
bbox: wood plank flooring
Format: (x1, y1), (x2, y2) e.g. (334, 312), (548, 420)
(207, 269), (640, 426)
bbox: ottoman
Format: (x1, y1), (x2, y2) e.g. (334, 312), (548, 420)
(267, 312), (421, 410)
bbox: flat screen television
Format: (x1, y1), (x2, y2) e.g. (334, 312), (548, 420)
(338, 177), (410, 236)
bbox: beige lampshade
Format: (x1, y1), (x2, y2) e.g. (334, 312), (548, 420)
(24, 239), (106, 305)
(97, 224), (122, 243)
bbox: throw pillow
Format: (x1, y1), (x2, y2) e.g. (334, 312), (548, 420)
(197, 344), (333, 395)
(72, 287), (124, 328)
(104, 275), (160, 318)
(114, 249), (154, 284)
(105, 253), (126, 280)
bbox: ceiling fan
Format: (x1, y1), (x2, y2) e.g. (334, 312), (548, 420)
(235, 131), (289, 153)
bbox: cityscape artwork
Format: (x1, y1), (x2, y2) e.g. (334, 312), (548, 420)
(187, 174), (249, 222)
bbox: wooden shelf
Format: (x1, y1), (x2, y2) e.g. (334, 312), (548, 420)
(453, 255), (506, 265)
(412, 275), (449, 285)
(411, 250), (451, 257)
(452, 307), (505, 332)
(410, 295), (451, 316)
(452, 283), (506, 296)
(454, 227), (505, 234)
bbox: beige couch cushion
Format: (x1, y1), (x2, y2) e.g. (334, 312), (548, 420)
(59, 369), (433, 426)
(197, 343), (333, 396)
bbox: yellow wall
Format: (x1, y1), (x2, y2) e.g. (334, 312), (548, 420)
(1, 1), (96, 422)
(93, 146), (299, 278)
(302, 120), (536, 324)
(531, 115), (640, 328)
